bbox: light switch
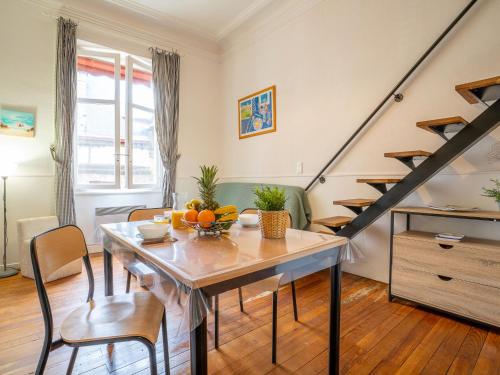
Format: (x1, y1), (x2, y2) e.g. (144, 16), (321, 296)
(296, 162), (303, 174)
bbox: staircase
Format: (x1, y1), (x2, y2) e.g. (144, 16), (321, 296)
(313, 76), (500, 238)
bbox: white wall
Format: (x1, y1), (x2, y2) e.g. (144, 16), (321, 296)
(0, 0), (221, 265)
(219, 0), (500, 282)
(0, 0), (57, 266)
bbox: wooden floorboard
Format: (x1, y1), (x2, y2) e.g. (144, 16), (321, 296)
(0, 253), (498, 374)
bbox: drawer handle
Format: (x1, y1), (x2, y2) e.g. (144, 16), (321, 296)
(438, 243), (454, 250)
(437, 275), (453, 281)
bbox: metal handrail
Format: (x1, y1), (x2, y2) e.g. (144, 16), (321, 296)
(305, 0), (478, 192)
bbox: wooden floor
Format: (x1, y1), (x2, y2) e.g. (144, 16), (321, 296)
(1, 254), (499, 375)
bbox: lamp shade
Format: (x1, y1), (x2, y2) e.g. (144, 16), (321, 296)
(0, 162), (18, 177)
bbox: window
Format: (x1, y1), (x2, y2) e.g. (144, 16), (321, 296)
(76, 44), (158, 190)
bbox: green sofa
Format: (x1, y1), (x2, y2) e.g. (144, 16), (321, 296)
(215, 182), (312, 230)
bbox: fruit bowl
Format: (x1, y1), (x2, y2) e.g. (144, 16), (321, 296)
(181, 219), (237, 236)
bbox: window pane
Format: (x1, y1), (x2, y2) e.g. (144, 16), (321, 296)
(131, 107), (156, 185)
(76, 102), (116, 185)
(77, 55), (116, 101)
(132, 64), (154, 109)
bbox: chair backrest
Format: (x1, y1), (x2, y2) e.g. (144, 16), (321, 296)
(240, 208), (292, 228)
(30, 225), (94, 360)
(31, 225), (89, 283)
(128, 208), (171, 222)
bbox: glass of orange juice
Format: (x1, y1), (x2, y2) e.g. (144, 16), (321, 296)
(171, 210), (185, 229)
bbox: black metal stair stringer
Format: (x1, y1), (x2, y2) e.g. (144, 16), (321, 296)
(337, 99), (500, 239)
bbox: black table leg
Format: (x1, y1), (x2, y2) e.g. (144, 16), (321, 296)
(328, 263), (341, 375)
(190, 317), (208, 375)
(103, 248), (114, 297)
(388, 211), (395, 302)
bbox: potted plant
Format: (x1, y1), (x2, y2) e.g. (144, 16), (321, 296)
(254, 186), (288, 239)
(482, 179), (500, 209)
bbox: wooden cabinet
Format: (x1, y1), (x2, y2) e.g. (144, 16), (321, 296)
(389, 207), (500, 328)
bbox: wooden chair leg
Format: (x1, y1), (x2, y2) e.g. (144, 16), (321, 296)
(291, 281), (298, 321)
(272, 291), (278, 364)
(66, 347), (79, 374)
(214, 295), (219, 349)
(126, 271), (132, 293)
(238, 287), (244, 312)
(145, 341), (158, 375)
(161, 311), (170, 375)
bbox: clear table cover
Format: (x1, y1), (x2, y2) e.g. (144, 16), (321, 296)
(102, 224), (349, 337)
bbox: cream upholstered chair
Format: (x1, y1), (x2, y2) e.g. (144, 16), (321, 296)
(125, 208), (171, 293)
(17, 216), (81, 281)
(31, 225), (169, 375)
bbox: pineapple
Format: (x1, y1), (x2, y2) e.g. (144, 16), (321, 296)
(194, 165), (220, 211)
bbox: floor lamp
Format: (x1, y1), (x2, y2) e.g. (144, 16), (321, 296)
(0, 162), (18, 278)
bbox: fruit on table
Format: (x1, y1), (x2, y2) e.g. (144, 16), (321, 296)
(183, 209), (198, 222)
(185, 199), (202, 211)
(197, 210), (216, 228)
(195, 165), (220, 211)
(214, 205), (237, 215)
(217, 212), (238, 222)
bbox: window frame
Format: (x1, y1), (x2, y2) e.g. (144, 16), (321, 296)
(126, 55), (159, 189)
(74, 46), (159, 191)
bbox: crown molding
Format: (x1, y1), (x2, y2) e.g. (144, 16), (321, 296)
(103, 0), (219, 42)
(25, 0), (220, 59)
(103, 0), (276, 43)
(220, 0), (325, 56)
(23, 0), (326, 59)
(215, 0), (274, 41)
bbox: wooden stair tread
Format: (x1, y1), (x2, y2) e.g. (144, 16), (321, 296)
(384, 150), (432, 158)
(313, 216), (353, 227)
(416, 116), (468, 131)
(356, 178), (402, 184)
(455, 76), (500, 104)
(332, 199), (375, 207)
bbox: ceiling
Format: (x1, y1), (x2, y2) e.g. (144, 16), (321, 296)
(103, 0), (273, 41)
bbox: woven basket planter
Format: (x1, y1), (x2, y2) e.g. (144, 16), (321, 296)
(258, 210), (288, 239)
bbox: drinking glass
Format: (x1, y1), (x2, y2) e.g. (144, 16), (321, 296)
(172, 192), (188, 211)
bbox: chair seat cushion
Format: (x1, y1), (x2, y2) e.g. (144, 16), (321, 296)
(60, 291), (164, 345)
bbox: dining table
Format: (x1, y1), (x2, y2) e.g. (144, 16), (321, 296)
(100, 221), (348, 375)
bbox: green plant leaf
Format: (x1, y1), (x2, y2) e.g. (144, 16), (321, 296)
(253, 186), (287, 211)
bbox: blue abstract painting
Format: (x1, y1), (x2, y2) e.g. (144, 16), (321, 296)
(0, 107), (36, 137)
(238, 86), (276, 139)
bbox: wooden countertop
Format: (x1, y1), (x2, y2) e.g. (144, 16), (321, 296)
(391, 206), (500, 221)
(101, 222), (347, 288)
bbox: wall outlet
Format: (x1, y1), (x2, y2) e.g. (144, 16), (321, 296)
(296, 162), (303, 174)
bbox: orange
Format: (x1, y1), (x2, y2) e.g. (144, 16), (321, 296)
(197, 210), (215, 228)
(183, 209), (198, 223)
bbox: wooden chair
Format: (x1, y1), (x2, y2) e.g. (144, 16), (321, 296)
(214, 208), (298, 363)
(126, 208), (171, 293)
(30, 225), (170, 375)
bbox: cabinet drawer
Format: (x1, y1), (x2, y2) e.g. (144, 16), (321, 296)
(392, 265), (500, 327)
(393, 235), (500, 288)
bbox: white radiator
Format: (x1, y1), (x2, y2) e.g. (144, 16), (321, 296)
(94, 205), (146, 242)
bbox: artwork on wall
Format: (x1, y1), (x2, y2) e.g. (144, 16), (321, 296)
(0, 105), (36, 138)
(238, 85), (276, 139)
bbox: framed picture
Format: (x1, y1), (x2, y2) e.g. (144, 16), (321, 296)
(238, 85), (276, 139)
(0, 105), (36, 137)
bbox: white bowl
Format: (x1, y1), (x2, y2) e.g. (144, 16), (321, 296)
(239, 213), (259, 227)
(137, 224), (169, 239)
